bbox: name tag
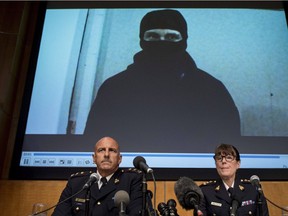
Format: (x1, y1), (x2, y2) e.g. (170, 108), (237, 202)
(211, 202), (222, 207)
(75, 198), (86, 203)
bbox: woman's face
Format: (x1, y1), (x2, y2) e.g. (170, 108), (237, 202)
(214, 154), (240, 181)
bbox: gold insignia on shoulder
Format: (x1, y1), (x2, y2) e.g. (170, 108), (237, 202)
(70, 172), (79, 177)
(70, 171), (93, 178)
(200, 180), (216, 187)
(125, 168), (142, 173)
(202, 181), (208, 186)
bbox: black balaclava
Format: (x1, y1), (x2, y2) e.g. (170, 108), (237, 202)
(139, 9), (188, 53)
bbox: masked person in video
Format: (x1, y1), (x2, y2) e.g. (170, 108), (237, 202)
(52, 137), (144, 216)
(198, 144), (269, 216)
(84, 9), (241, 153)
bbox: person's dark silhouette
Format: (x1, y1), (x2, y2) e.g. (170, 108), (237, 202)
(84, 9), (241, 152)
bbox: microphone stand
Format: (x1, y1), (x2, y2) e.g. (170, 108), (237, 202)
(256, 190), (262, 216)
(141, 173), (148, 216)
(85, 188), (91, 216)
(119, 202), (127, 216)
(193, 205), (199, 216)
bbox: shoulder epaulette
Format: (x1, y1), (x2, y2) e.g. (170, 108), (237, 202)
(200, 180), (217, 187)
(240, 179), (251, 184)
(122, 168), (142, 174)
(70, 171), (93, 178)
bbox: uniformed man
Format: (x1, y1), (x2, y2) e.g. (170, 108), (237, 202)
(52, 137), (143, 216)
(198, 144), (269, 216)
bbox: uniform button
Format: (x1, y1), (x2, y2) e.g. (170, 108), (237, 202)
(75, 207), (80, 211)
(248, 211), (252, 215)
(97, 201), (101, 205)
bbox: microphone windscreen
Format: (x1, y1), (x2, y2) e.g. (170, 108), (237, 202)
(147, 190), (153, 199)
(90, 173), (100, 181)
(157, 202), (169, 216)
(250, 175), (260, 186)
(83, 173), (100, 189)
(167, 199), (177, 207)
(174, 176), (203, 210)
(114, 190), (130, 207)
(133, 156), (145, 169)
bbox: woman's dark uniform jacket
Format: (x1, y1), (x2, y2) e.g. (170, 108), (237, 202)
(52, 168), (143, 216)
(199, 178), (269, 216)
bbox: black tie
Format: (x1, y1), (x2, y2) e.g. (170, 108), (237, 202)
(101, 177), (108, 187)
(228, 187), (234, 197)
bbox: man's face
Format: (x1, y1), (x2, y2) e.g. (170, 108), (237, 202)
(143, 29), (182, 42)
(215, 154), (240, 180)
(92, 137), (122, 176)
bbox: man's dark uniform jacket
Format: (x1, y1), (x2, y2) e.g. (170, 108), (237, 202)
(52, 168), (143, 216)
(199, 178), (269, 216)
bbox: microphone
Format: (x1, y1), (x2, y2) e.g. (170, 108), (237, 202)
(147, 189), (153, 199)
(167, 199), (179, 216)
(133, 156), (153, 173)
(229, 189), (241, 216)
(83, 173), (99, 189)
(114, 190), (130, 216)
(157, 202), (169, 216)
(230, 198), (241, 216)
(174, 176), (204, 210)
(250, 175), (263, 195)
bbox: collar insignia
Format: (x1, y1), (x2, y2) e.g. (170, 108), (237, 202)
(114, 178), (120, 184)
(239, 185), (245, 191)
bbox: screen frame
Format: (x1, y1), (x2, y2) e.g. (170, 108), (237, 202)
(10, 1), (288, 181)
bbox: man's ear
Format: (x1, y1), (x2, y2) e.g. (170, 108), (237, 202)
(92, 154), (95, 163)
(118, 154), (122, 164)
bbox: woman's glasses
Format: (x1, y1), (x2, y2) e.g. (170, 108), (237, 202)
(213, 154), (235, 162)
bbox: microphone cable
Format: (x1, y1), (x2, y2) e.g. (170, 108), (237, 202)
(31, 187), (86, 216)
(266, 197), (288, 213)
(151, 172), (157, 215)
(250, 175), (288, 213)
(146, 172), (158, 216)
